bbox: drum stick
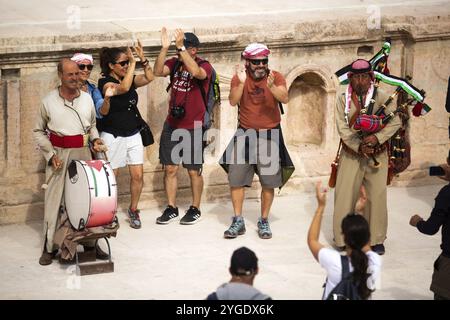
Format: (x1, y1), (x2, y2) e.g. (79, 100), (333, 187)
(41, 163), (63, 190)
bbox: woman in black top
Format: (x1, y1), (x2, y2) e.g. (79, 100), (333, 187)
(98, 41), (154, 229)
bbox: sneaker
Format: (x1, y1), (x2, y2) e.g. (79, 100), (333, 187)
(128, 208), (142, 229)
(180, 206), (201, 225)
(257, 217), (272, 239)
(371, 244), (385, 255)
(156, 205), (179, 224)
(224, 216), (246, 239)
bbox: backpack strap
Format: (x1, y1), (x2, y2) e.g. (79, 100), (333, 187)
(322, 255), (350, 300)
(167, 58), (210, 112)
(196, 60), (209, 112)
(206, 292), (219, 300)
(278, 101), (285, 115)
(165, 59), (182, 92)
(340, 255), (351, 279)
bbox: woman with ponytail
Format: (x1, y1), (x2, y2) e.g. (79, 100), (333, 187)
(98, 41), (154, 229)
(307, 182), (382, 299)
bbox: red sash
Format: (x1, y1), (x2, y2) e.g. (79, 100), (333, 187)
(49, 133), (87, 148)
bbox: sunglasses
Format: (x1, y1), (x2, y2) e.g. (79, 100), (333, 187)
(114, 60), (129, 67)
(249, 59), (268, 66)
(78, 64), (93, 71)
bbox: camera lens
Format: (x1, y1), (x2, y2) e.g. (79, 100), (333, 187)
(171, 105), (185, 119)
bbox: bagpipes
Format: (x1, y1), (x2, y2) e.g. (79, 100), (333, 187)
(330, 39), (432, 186)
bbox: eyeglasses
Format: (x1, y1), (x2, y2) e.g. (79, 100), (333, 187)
(114, 60), (129, 67)
(78, 64), (93, 71)
(249, 59), (268, 66)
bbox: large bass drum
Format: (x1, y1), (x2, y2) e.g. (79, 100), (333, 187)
(64, 160), (117, 230)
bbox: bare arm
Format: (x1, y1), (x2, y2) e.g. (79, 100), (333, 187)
(134, 64), (154, 87)
(133, 39), (155, 87)
(103, 47), (136, 97)
(98, 87), (114, 116)
(154, 27), (171, 77)
(174, 29), (206, 80)
(229, 64), (246, 106)
(307, 182), (327, 261)
(267, 71), (288, 104)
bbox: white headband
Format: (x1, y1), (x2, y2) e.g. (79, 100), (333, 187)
(71, 53), (93, 64)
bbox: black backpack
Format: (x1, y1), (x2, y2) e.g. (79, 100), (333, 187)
(324, 255), (362, 300)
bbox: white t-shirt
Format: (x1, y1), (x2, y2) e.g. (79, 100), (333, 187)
(318, 248), (382, 299)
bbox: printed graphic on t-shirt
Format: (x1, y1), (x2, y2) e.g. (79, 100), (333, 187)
(249, 85), (266, 104)
(172, 69), (193, 93)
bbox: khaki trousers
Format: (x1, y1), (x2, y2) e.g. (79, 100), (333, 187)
(333, 150), (388, 247)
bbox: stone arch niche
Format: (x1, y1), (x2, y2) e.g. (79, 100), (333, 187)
(284, 65), (337, 149)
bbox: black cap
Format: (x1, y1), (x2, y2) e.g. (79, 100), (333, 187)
(184, 32), (200, 48)
(230, 247), (258, 276)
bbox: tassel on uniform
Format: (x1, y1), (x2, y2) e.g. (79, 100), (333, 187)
(412, 102), (432, 117)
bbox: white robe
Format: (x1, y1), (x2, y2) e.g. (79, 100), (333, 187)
(33, 88), (99, 253)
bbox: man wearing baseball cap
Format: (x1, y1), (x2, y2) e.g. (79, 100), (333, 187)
(206, 247), (272, 300)
(153, 28), (213, 225)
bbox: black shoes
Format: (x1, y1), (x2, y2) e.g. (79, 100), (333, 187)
(156, 205), (179, 224)
(180, 206), (201, 225)
(156, 205), (201, 225)
(371, 244), (385, 255)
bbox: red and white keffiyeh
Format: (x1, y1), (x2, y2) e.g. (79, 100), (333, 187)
(242, 43), (270, 59)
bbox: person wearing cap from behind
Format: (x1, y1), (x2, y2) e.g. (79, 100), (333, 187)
(153, 28), (213, 225)
(206, 247), (272, 300)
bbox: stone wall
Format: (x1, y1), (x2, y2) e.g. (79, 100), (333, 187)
(1, 14), (449, 224)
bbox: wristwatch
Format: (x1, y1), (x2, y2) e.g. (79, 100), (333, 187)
(176, 46), (186, 52)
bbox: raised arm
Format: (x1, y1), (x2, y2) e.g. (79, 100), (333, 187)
(174, 29), (206, 80)
(133, 39), (155, 87)
(103, 47), (136, 97)
(267, 71), (288, 104)
(153, 27), (171, 77)
(229, 64), (246, 106)
(307, 182), (327, 261)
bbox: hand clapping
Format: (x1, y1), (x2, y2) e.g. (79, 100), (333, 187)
(235, 64), (246, 84)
